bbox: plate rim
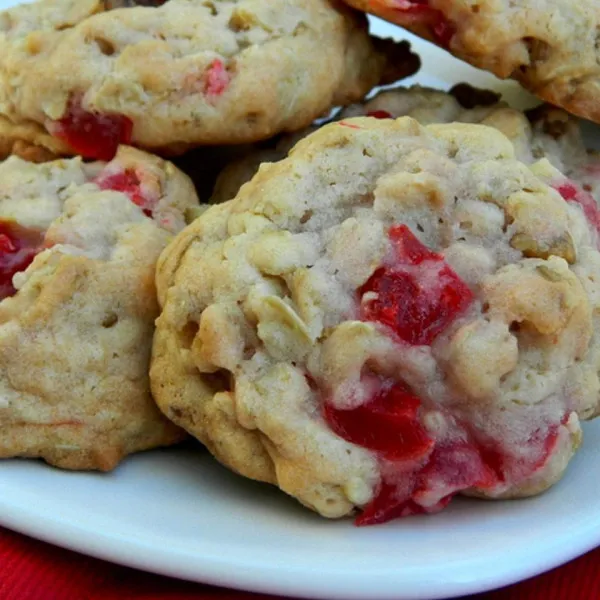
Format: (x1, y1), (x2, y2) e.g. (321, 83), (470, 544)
(1, 453), (600, 600)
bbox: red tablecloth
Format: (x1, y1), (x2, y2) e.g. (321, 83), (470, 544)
(0, 527), (598, 600)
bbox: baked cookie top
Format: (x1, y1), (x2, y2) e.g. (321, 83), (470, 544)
(0, 145), (200, 471)
(342, 0), (600, 124)
(0, 0), (419, 160)
(210, 85), (600, 205)
(152, 117), (600, 524)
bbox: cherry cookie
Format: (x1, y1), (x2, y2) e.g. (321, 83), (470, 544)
(210, 85), (600, 204)
(0, 0), (419, 162)
(341, 0), (600, 124)
(152, 118), (600, 524)
(0, 146), (200, 471)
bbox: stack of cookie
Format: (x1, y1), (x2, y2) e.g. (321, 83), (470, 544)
(1, 0), (599, 527)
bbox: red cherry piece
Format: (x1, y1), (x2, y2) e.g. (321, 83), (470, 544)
(555, 181), (600, 234)
(390, 0), (455, 47)
(52, 96), (133, 161)
(523, 423), (560, 473)
(356, 480), (451, 526)
(367, 110), (393, 119)
(324, 380), (434, 461)
(354, 419), (563, 526)
(203, 59), (231, 97)
(360, 225), (473, 346)
(355, 441), (495, 526)
(95, 169), (155, 217)
(431, 19), (456, 47)
(415, 441), (498, 495)
(0, 222), (43, 300)
(389, 223), (440, 264)
(0, 235), (17, 254)
(368, 440), (496, 527)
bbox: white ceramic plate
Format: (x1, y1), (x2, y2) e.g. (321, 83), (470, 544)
(1, 4), (600, 599)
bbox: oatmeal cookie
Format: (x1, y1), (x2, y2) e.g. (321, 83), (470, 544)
(0, 0), (419, 161)
(0, 145), (200, 471)
(210, 128), (316, 203)
(152, 117), (600, 524)
(210, 85), (600, 204)
(340, 0), (600, 123)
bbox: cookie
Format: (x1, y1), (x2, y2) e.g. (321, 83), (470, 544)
(0, 0), (419, 161)
(0, 145), (201, 471)
(152, 117), (600, 524)
(340, 0), (600, 123)
(210, 85), (600, 204)
(210, 128), (316, 203)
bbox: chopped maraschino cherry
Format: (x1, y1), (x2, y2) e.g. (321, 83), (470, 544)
(555, 181), (600, 234)
(203, 59), (231, 97)
(355, 480), (449, 526)
(354, 421), (563, 526)
(389, 0), (455, 47)
(367, 110), (393, 119)
(324, 379), (434, 461)
(360, 225), (473, 345)
(95, 169), (155, 217)
(323, 376), (506, 526)
(431, 19), (455, 47)
(51, 96), (133, 161)
(355, 440), (499, 526)
(0, 222), (43, 300)
(321, 226), (569, 526)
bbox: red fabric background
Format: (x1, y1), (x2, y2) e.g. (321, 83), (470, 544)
(0, 527), (598, 600)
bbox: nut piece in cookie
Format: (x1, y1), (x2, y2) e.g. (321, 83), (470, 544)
(0, 146), (201, 471)
(152, 118), (600, 524)
(0, 0), (419, 160)
(341, 0), (600, 124)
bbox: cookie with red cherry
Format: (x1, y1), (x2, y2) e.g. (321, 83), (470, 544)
(0, 0), (419, 162)
(152, 117), (600, 524)
(210, 85), (600, 210)
(341, 0), (600, 124)
(0, 145), (201, 471)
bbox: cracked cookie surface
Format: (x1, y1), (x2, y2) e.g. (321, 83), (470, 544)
(341, 0), (600, 124)
(0, 0), (419, 160)
(0, 145), (200, 471)
(152, 117), (600, 523)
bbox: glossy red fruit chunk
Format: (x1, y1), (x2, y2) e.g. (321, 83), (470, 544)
(415, 441), (499, 496)
(389, 224), (439, 263)
(367, 110), (393, 119)
(355, 420), (563, 526)
(360, 225), (473, 345)
(95, 169), (155, 217)
(356, 441), (501, 526)
(203, 59), (231, 97)
(324, 380), (434, 461)
(431, 19), (455, 47)
(355, 480), (449, 526)
(390, 0), (455, 47)
(52, 96), (133, 161)
(521, 423), (560, 474)
(555, 181), (600, 234)
(0, 222), (43, 300)
(356, 440), (497, 526)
